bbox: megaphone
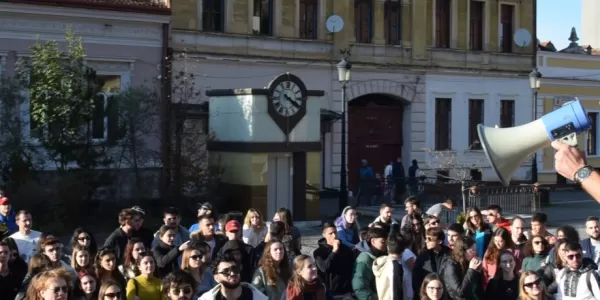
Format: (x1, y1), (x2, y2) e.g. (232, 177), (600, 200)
(478, 99), (591, 186)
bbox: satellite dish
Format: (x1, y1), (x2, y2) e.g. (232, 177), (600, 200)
(326, 15), (344, 33)
(513, 28), (532, 47)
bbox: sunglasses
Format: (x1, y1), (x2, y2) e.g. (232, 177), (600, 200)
(171, 287), (193, 295)
(78, 236), (91, 241)
(217, 266), (241, 276)
(51, 286), (68, 293)
(190, 255), (203, 260)
(425, 236), (437, 242)
(524, 279), (541, 288)
(567, 253), (582, 260)
(105, 291), (122, 298)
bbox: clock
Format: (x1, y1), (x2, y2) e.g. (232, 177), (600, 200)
(267, 73), (308, 135)
(272, 80), (304, 116)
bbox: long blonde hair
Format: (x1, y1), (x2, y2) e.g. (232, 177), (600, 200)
(71, 244), (91, 271)
(518, 271), (551, 300)
(243, 208), (264, 230)
(289, 255), (314, 290)
(25, 268), (73, 300)
(181, 246), (209, 274)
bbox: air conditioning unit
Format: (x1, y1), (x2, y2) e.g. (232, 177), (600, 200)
(253, 16), (261, 34)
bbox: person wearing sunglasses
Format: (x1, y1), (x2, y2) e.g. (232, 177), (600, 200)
(98, 280), (123, 300)
(555, 242), (600, 300)
(518, 271), (552, 300)
(200, 256), (267, 300)
(24, 268), (71, 300)
(162, 271), (197, 300)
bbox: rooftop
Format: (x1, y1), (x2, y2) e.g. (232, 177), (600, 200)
(5, 0), (170, 14)
(538, 27), (599, 55)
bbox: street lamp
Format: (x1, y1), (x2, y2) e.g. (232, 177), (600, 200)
(337, 57), (351, 210)
(529, 68), (542, 183)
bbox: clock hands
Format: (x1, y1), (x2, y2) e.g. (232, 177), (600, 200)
(283, 93), (301, 108)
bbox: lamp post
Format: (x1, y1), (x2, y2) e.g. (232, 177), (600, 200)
(529, 68), (542, 183)
(337, 57), (351, 211)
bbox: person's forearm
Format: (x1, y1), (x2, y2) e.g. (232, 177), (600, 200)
(581, 171), (600, 203)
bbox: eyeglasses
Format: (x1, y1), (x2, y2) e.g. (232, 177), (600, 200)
(190, 255), (203, 260)
(50, 285), (68, 294)
(171, 287), (193, 295)
(104, 291), (122, 299)
(425, 236), (437, 242)
(524, 279), (541, 288)
(426, 286), (443, 291)
(567, 253), (582, 261)
(217, 266), (241, 276)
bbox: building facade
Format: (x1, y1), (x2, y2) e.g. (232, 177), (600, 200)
(537, 29), (600, 184)
(582, 0), (600, 47)
(0, 0), (170, 197)
(171, 0), (536, 199)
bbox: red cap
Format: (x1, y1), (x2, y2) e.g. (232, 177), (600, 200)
(225, 220), (241, 232)
(0, 197), (10, 205)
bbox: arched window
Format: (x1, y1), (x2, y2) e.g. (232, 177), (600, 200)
(299, 0), (318, 39)
(384, 0), (401, 45)
(253, 0), (273, 35)
(354, 0), (372, 43)
(202, 0), (225, 32)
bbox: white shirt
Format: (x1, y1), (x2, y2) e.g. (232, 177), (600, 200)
(384, 164), (393, 177)
(10, 230), (41, 263)
(242, 224), (267, 247)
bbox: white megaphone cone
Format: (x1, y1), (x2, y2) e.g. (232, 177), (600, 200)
(477, 99), (591, 186)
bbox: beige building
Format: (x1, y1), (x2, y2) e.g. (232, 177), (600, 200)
(170, 0), (536, 214)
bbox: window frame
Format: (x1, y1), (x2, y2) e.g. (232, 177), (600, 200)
(499, 99), (515, 128)
(435, 0), (451, 48)
(384, 0), (401, 45)
(434, 98), (452, 150)
(354, 0), (373, 44)
(299, 0), (318, 39)
(202, 0), (225, 32)
(499, 3), (515, 53)
(469, 0), (484, 51)
(253, 0), (274, 36)
(587, 111), (599, 156)
(468, 99), (484, 149)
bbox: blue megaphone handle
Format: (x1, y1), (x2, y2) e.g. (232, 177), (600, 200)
(540, 99), (591, 141)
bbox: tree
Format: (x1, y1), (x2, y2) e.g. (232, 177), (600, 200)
(14, 27), (109, 172)
(421, 144), (486, 217)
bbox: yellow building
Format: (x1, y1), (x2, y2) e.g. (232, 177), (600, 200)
(169, 0), (536, 216)
(537, 28), (600, 184)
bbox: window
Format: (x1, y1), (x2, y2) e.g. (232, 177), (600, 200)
(202, 0), (224, 32)
(253, 0), (273, 35)
(435, 0), (451, 48)
(500, 100), (515, 128)
(299, 0), (318, 39)
(500, 4), (514, 53)
(469, 0), (484, 51)
(435, 98), (452, 150)
(355, 0), (372, 43)
(470, 169), (482, 181)
(384, 0), (401, 45)
(588, 112), (598, 155)
(92, 75), (121, 141)
(437, 170), (450, 183)
(468, 99), (484, 149)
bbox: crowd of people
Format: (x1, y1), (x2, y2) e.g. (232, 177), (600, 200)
(0, 192), (599, 300)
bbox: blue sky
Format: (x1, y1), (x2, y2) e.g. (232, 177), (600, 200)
(537, 1), (581, 50)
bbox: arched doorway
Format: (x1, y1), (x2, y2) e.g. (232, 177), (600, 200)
(348, 94), (407, 193)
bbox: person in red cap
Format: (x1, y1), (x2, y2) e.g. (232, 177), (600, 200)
(225, 220), (242, 241)
(0, 196), (17, 237)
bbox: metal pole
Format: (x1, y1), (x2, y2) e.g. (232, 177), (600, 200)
(531, 90), (538, 183)
(339, 82), (348, 210)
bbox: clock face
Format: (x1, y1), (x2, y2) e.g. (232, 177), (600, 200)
(272, 81), (304, 116)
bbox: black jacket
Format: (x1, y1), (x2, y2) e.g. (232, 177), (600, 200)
(313, 238), (354, 296)
(152, 240), (181, 278)
(103, 227), (131, 265)
(443, 261), (484, 300)
(191, 233), (228, 259)
(484, 277), (518, 300)
(540, 262), (560, 294)
(412, 245), (455, 300)
(133, 227), (155, 249)
(217, 240), (255, 283)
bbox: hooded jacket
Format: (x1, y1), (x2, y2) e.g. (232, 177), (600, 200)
(199, 283), (268, 300)
(351, 241), (379, 300)
(313, 238), (354, 296)
(373, 256), (403, 300)
(217, 240), (254, 283)
(556, 258), (600, 300)
(335, 206), (360, 249)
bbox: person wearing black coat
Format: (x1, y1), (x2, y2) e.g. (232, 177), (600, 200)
(442, 236), (485, 300)
(152, 225), (190, 277)
(217, 239), (254, 283)
(313, 223), (355, 297)
(412, 227), (456, 300)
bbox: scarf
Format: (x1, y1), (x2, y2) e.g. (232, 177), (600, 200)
(285, 280), (327, 300)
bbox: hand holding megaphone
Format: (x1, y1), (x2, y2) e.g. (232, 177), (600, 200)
(551, 140), (586, 181)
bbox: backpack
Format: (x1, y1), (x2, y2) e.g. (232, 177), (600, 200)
(585, 271), (600, 298)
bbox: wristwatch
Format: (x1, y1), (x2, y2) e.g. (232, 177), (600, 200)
(573, 166), (594, 184)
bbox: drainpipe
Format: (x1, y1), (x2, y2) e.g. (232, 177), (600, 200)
(160, 22), (172, 199)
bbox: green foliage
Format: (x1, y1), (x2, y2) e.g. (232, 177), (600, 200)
(456, 211), (467, 225)
(14, 27), (108, 171)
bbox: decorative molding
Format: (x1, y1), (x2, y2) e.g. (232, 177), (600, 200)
(0, 15), (163, 47)
(0, 3), (170, 24)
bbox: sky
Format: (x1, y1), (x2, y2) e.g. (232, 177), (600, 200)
(537, 1), (582, 50)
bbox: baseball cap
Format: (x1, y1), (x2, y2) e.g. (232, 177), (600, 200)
(225, 220), (241, 232)
(0, 197), (10, 205)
